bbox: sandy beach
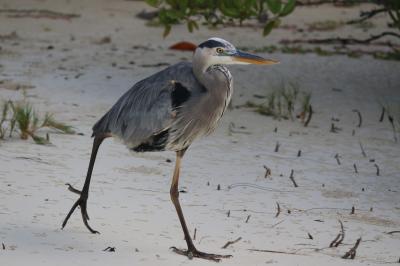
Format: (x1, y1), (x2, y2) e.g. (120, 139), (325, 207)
(1, 0), (399, 265)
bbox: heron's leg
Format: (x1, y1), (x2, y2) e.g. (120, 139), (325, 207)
(62, 135), (107, 234)
(170, 150), (232, 262)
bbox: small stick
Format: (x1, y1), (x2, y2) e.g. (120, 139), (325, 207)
(386, 231), (400, 235)
(222, 237), (242, 249)
(103, 246), (116, 252)
(2, 242), (5, 250)
(193, 228), (197, 240)
(334, 154), (341, 165)
(330, 220), (345, 247)
(307, 233), (313, 240)
(289, 169), (298, 187)
(388, 115), (398, 143)
(304, 105), (313, 127)
(379, 106), (385, 122)
(263, 165), (271, 178)
(227, 210), (230, 217)
(330, 123), (340, 133)
(342, 238), (362, 259)
(274, 141), (280, 152)
(352, 109), (362, 127)
(275, 202), (281, 218)
(297, 150), (301, 157)
(353, 163), (358, 173)
(245, 215), (251, 223)
(374, 163), (380, 176)
(359, 142), (367, 157)
(248, 249), (298, 255)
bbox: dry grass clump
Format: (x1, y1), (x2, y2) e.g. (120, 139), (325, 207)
(245, 82), (312, 125)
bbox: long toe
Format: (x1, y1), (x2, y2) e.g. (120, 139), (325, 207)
(171, 247), (232, 262)
(79, 200), (100, 234)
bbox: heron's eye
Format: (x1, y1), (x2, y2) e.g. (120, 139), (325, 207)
(216, 48), (224, 54)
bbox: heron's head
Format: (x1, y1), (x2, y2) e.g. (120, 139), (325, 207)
(195, 37), (279, 69)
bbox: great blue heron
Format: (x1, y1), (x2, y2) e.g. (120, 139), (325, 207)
(62, 37), (278, 261)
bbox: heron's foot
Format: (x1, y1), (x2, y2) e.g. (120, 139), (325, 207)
(170, 246), (232, 262)
(62, 185), (99, 234)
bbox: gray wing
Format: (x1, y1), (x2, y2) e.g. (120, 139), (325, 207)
(92, 62), (201, 148)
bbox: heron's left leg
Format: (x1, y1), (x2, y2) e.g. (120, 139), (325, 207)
(170, 150), (232, 262)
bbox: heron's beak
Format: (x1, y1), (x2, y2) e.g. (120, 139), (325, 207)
(232, 50), (279, 65)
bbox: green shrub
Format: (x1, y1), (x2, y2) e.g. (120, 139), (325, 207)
(145, 0), (296, 37)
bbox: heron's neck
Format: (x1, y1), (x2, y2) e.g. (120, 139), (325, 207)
(192, 61), (226, 90)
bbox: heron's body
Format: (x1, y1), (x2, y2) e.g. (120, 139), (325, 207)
(93, 61), (232, 152)
(62, 38), (277, 262)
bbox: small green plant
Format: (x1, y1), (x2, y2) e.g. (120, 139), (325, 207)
(245, 82), (312, 125)
(0, 100), (75, 144)
(145, 0), (296, 37)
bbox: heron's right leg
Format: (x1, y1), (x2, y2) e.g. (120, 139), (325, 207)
(169, 150), (231, 262)
(62, 135), (107, 234)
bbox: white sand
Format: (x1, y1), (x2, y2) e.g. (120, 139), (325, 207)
(0, 0), (399, 265)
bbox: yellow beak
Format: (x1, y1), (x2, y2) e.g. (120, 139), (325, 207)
(232, 50), (279, 65)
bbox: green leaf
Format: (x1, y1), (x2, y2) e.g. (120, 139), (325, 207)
(163, 24), (171, 38)
(263, 20), (275, 36)
(192, 20), (199, 30)
(187, 20), (193, 32)
(266, 0), (282, 14)
(178, 0), (188, 10)
(187, 20), (199, 32)
(145, 0), (160, 7)
(280, 0), (296, 17)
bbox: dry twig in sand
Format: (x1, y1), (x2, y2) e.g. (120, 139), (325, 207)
(334, 153), (341, 165)
(359, 142), (367, 157)
(388, 115), (398, 143)
(379, 106), (385, 122)
(374, 163), (380, 176)
(385, 231), (400, 235)
(249, 249), (300, 255)
(222, 237), (242, 249)
(289, 169), (298, 187)
(280, 32), (400, 46)
(342, 238), (362, 259)
(352, 109), (362, 127)
(263, 165), (272, 178)
(353, 163), (358, 173)
(275, 202), (281, 218)
(274, 141), (280, 152)
(245, 215), (251, 223)
(330, 220), (345, 247)
(304, 105), (313, 127)
(0, 9), (80, 20)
